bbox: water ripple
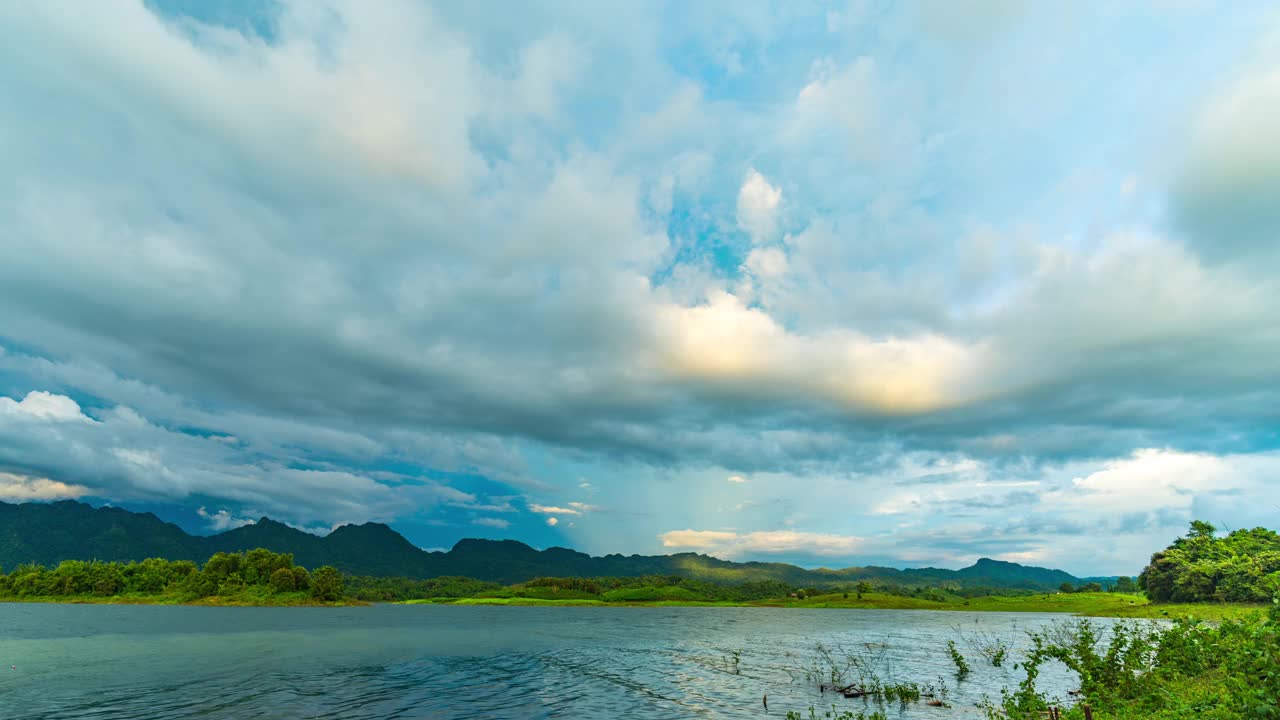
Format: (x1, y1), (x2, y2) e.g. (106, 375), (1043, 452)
(0, 605), (1127, 719)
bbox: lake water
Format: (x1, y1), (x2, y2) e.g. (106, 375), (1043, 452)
(0, 604), (1118, 719)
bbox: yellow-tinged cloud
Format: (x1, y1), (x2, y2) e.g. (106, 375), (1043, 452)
(0, 472), (92, 501)
(659, 528), (864, 558)
(654, 291), (983, 414)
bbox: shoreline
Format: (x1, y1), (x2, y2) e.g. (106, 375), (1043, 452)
(398, 592), (1261, 621)
(1, 591), (1261, 620)
(0, 595), (363, 607)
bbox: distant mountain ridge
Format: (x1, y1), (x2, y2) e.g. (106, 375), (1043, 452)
(0, 501), (1112, 589)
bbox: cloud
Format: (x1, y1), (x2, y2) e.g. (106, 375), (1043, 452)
(736, 168), (782, 243)
(529, 503), (582, 516)
(654, 291), (984, 413)
(196, 506), (256, 532)
(0, 472), (92, 501)
(546, 517), (559, 527)
(1174, 60), (1280, 262)
(659, 529), (865, 558)
(472, 517), (511, 529)
(727, 475), (747, 483)
(743, 247), (788, 279)
(1044, 449), (1241, 514)
(0, 391), (91, 422)
(0, 387), (455, 527)
(0, 0), (1276, 574)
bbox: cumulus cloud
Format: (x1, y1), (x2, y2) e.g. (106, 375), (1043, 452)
(0, 472), (92, 501)
(1044, 449), (1243, 514)
(727, 475), (747, 483)
(654, 291), (984, 413)
(0, 391), (91, 422)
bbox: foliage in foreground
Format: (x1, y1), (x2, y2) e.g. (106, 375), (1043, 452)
(0, 548), (346, 604)
(985, 603), (1280, 719)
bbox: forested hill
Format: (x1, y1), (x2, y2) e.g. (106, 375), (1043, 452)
(0, 500), (1106, 589)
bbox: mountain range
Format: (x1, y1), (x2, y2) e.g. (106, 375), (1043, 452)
(0, 501), (1115, 589)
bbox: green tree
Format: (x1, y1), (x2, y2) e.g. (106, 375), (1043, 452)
(291, 566), (311, 590)
(310, 565), (345, 601)
(269, 567), (297, 593)
(1139, 523), (1280, 602)
(1189, 520), (1217, 539)
(1112, 575), (1136, 593)
(1059, 582), (1075, 594)
(1080, 582), (1103, 593)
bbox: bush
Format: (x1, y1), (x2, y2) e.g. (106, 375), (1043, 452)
(269, 567), (297, 593)
(984, 609), (1280, 720)
(310, 566), (344, 601)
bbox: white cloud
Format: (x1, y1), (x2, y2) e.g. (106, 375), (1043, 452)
(529, 503), (581, 516)
(659, 528), (865, 558)
(736, 168), (782, 243)
(196, 506), (256, 532)
(546, 516), (559, 526)
(727, 474), (747, 483)
(1044, 449), (1240, 514)
(743, 247), (788, 279)
(0, 472), (92, 501)
(472, 517), (511, 529)
(0, 391), (91, 422)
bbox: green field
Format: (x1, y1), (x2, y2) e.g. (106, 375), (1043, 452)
(783, 591), (1262, 620)
(397, 590), (1262, 619)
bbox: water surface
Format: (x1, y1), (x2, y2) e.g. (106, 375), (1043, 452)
(0, 604), (1114, 719)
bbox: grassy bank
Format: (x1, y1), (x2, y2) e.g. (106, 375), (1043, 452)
(770, 591), (1263, 620)
(398, 591), (1262, 619)
(0, 588), (361, 607)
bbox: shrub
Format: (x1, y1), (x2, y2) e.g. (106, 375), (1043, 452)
(310, 566), (344, 601)
(269, 567), (297, 593)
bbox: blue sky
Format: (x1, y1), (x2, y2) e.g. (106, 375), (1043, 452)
(2, 1), (1279, 575)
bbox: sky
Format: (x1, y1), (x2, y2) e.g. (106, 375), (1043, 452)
(1, 1), (1278, 576)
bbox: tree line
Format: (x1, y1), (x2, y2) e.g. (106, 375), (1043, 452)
(1138, 521), (1280, 603)
(0, 548), (346, 602)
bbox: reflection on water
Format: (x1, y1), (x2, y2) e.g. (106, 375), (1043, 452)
(0, 604), (1118, 719)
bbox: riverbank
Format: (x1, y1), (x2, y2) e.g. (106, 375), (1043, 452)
(0, 589), (362, 607)
(400, 591), (1263, 620)
(2, 589), (1261, 618)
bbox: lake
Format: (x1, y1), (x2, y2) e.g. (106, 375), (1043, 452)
(0, 604), (1117, 719)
